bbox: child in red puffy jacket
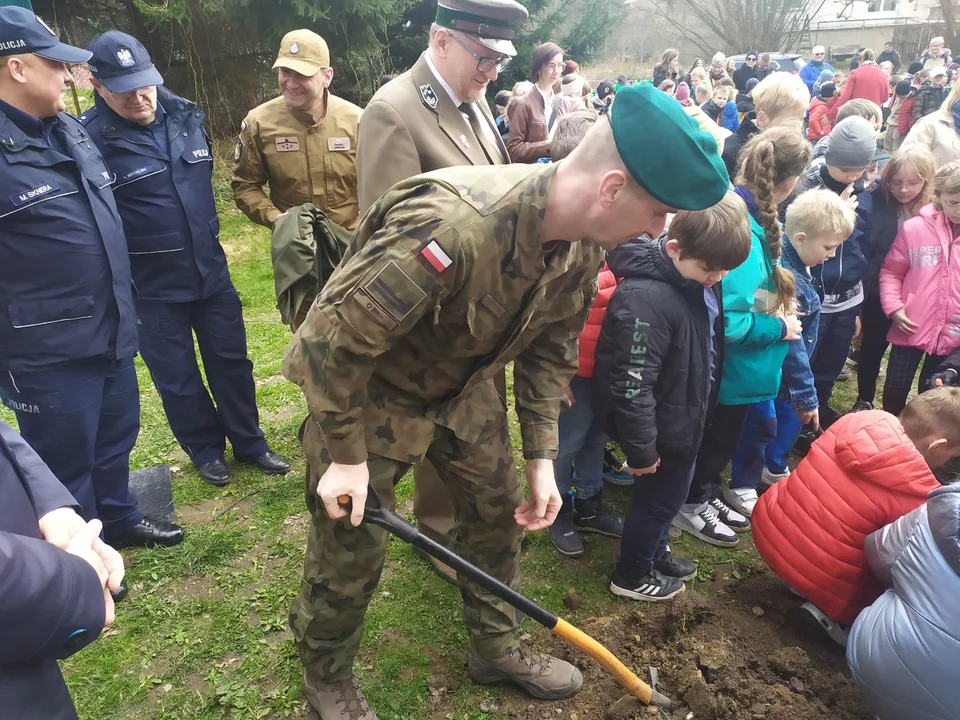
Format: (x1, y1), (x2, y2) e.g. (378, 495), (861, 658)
(751, 388), (960, 643)
(807, 83), (837, 141)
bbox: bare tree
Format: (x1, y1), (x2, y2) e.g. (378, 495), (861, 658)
(647, 0), (829, 55)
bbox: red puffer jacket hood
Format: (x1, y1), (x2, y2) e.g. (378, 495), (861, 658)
(752, 410), (939, 625)
(577, 263), (617, 377)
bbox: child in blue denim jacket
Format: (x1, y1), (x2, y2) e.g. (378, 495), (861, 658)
(725, 189), (858, 515)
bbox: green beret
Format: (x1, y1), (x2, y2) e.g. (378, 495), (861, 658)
(610, 83), (730, 211)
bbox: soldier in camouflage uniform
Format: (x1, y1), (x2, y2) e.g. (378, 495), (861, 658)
(283, 83), (731, 719)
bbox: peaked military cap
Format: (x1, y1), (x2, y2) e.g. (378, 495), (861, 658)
(610, 83), (730, 211)
(434, 0), (529, 57)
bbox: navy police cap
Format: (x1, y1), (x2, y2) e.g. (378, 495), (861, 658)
(0, 6), (91, 63)
(87, 31), (163, 94)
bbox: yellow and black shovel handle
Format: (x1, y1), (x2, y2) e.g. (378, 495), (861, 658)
(338, 488), (671, 709)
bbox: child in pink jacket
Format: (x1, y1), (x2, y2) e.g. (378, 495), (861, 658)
(879, 161), (960, 414)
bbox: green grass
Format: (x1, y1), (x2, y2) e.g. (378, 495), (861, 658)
(4, 151), (880, 719)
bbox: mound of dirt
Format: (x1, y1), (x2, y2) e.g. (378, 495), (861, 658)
(503, 570), (873, 720)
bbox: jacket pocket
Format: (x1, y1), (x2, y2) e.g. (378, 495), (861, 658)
(127, 231), (185, 256)
(9, 296), (94, 329)
(466, 295), (506, 341)
(209, 216), (221, 242)
(324, 149), (358, 211)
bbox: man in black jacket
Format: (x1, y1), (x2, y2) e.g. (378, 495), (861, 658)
(592, 193), (752, 602)
(0, 420), (124, 720)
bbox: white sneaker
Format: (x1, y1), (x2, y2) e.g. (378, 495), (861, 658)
(671, 503), (739, 547)
(760, 467), (789, 487)
(723, 487), (759, 518)
(800, 602), (849, 648)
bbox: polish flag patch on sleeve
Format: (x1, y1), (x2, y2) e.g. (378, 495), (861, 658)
(420, 240), (453, 273)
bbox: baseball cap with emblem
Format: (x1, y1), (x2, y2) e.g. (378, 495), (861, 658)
(434, 0), (529, 57)
(0, 6), (91, 63)
(610, 83), (729, 210)
(86, 31), (164, 94)
(273, 30), (330, 78)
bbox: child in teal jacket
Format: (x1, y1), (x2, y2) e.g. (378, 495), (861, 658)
(673, 126), (812, 548)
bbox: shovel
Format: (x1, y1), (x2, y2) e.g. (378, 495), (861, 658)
(338, 486), (672, 710)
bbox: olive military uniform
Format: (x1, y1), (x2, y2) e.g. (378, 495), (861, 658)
(283, 162), (604, 680)
(232, 92), (362, 230)
(356, 53), (509, 212)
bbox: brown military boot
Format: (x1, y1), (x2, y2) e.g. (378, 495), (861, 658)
(302, 671), (378, 719)
(467, 643), (583, 699)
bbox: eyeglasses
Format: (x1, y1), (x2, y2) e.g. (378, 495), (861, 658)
(746, 57), (757, 61)
(448, 33), (511, 73)
(107, 85), (156, 99)
(544, 62), (565, 72)
(943, 199), (960, 208)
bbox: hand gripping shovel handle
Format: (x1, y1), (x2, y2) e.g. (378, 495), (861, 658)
(338, 491), (670, 709)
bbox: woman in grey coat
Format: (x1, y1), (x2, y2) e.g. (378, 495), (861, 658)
(847, 484), (960, 720)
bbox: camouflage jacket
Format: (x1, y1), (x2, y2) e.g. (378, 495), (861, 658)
(283, 163), (603, 466)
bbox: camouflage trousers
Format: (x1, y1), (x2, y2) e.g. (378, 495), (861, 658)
(290, 406), (524, 683)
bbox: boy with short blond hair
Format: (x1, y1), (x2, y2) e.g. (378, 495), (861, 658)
(592, 192), (753, 601)
(752, 387), (957, 643)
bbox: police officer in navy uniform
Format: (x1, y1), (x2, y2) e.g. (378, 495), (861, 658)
(81, 31), (290, 487)
(0, 8), (183, 551)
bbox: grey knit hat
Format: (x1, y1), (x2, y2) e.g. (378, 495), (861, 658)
(825, 116), (877, 170)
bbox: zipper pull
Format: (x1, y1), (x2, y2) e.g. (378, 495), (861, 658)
(433, 303), (441, 325)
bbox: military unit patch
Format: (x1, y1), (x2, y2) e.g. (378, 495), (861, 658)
(275, 137), (300, 152)
(289, 41), (300, 54)
(351, 261), (428, 331)
(419, 84), (439, 110)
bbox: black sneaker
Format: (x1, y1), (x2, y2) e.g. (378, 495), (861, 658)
(573, 491), (623, 537)
(654, 546), (696, 581)
(708, 497), (750, 532)
(610, 568), (685, 602)
(548, 505), (584, 558)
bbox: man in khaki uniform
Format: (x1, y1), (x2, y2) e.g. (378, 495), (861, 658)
(232, 30), (362, 231)
(284, 84), (732, 718)
(356, 0), (525, 575)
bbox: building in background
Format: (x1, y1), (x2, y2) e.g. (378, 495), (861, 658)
(809, 0), (946, 63)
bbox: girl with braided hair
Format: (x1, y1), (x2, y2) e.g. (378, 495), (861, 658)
(673, 126), (810, 547)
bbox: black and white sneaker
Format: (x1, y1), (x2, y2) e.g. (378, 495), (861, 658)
(708, 497), (751, 532)
(610, 569), (685, 602)
(851, 399), (874, 413)
(654, 546), (697, 581)
(672, 502), (740, 547)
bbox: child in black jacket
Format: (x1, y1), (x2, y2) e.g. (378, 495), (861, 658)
(592, 193), (752, 602)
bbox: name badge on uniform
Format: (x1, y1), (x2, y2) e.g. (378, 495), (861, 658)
(275, 137), (300, 152)
(10, 181), (60, 207)
(328, 137), (351, 152)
